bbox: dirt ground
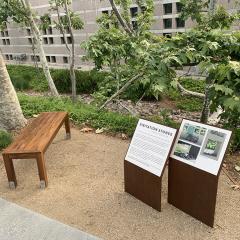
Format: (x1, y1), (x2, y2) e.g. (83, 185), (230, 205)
(0, 128), (239, 240)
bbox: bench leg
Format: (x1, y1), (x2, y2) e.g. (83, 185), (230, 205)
(36, 153), (48, 189)
(64, 114), (71, 140)
(2, 154), (17, 189)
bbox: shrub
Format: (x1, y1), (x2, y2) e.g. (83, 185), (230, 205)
(221, 110), (240, 153)
(7, 65), (48, 92)
(51, 69), (108, 94)
(7, 65), (109, 94)
(0, 130), (12, 150)
(11, 74), (31, 91)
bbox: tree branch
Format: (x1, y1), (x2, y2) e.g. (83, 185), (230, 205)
(100, 73), (143, 110)
(55, 0), (71, 53)
(108, 0), (133, 35)
(176, 81), (205, 99)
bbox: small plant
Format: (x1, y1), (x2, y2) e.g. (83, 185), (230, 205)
(222, 110), (240, 153)
(0, 130), (12, 150)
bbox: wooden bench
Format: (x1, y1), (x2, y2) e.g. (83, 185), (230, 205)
(2, 112), (71, 189)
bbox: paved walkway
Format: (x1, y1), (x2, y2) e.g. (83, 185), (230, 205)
(0, 198), (100, 240)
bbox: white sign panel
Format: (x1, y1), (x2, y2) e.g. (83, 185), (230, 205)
(125, 119), (177, 176)
(170, 119), (232, 175)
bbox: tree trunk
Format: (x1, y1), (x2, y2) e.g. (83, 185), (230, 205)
(64, 0), (77, 103)
(0, 53), (27, 130)
(200, 77), (212, 123)
(24, 0), (59, 97)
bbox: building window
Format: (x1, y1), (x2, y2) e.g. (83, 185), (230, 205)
(130, 7), (138, 18)
(2, 38), (10, 45)
(176, 2), (183, 13)
(176, 18), (185, 28)
(67, 36), (72, 44)
(48, 27), (53, 35)
(1, 31), (4, 37)
(51, 56), (56, 63)
(163, 19), (172, 29)
(65, 26), (70, 34)
(63, 56), (68, 63)
(49, 37), (54, 44)
(163, 33), (172, 38)
(5, 55), (9, 60)
(28, 38), (33, 44)
(61, 37), (65, 44)
(27, 28), (31, 35)
(42, 28), (47, 35)
(31, 55), (40, 62)
(5, 31), (9, 37)
(163, 3), (172, 15)
(46, 56), (51, 62)
(9, 54), (13, 60)
(43, 37), (48, 44)
(102, 10), (109, 15)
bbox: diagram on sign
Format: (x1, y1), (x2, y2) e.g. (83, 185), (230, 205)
(171, 119), (232, 175)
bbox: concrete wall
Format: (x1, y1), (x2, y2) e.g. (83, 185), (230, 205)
(0, 0), (239, 68)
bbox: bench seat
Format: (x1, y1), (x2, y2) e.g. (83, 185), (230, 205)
(2, 112), (71, 189)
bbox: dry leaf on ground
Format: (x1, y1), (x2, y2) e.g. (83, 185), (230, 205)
(80, 127), (93, 133)
(95, 128), (104, 134)
(231, 185), (240, 190)
(121, 133), (128, 140)
(234, 165), (240, 172)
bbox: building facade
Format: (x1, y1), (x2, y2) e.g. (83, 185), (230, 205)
(0, 0), (239, 68)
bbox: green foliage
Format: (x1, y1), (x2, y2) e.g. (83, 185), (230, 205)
(0, 130), (12, 151)
(7, 65), (48, 92)
(221, 110), (240, 153)
(166, 78), (205, 112)
(51, 69), (109, 94)
(180, 0), (239, 30)
(49, 0), (84, 31)
(18, 93), (180, 136)
(230, 129), (240, 153)
(18, 93), (138, 135)
(82, 0), (175, 103)
(7, 65), (108, 94)
(11, 74), (31, 91)
(0, 0), (29, 29)
(149, 109), (180, 129)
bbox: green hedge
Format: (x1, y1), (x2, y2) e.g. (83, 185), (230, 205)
(7, 65), (109, 94)
(18, 94), (179, 136)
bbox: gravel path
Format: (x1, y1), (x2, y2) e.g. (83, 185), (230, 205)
(0, 128), (239, 240)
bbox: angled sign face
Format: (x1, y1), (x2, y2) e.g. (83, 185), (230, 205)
(125, 119), (177, 177)
(170, 119), (232, 175)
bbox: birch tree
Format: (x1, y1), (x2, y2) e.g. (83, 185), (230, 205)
(0, 0), (59, 97)
(50, 0), (83, 102)
(0, 52), (26, 130)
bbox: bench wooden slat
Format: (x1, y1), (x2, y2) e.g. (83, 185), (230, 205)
(3, 112), (67, 154)
(2, 111), (71, 189)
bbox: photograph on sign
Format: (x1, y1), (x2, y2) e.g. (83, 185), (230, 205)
(125, 119), (177, 176)
(170, 119), (232, 175)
